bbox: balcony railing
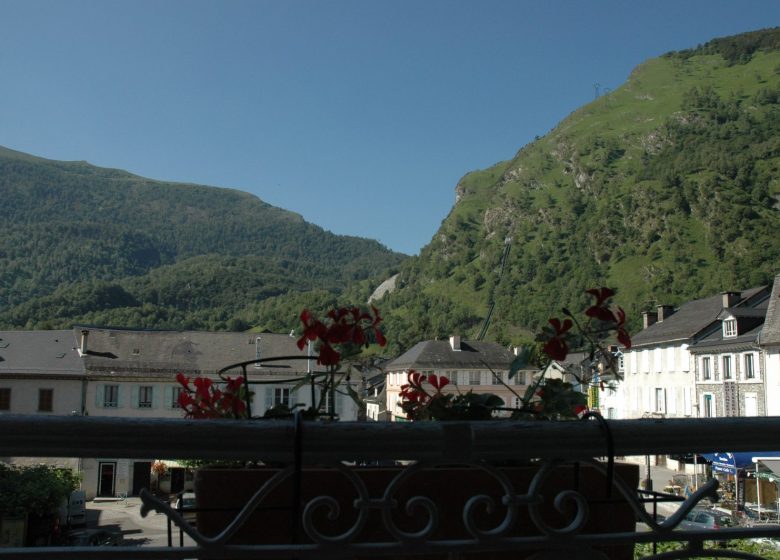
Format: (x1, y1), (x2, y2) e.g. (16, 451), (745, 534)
(2, 414), (780, 559)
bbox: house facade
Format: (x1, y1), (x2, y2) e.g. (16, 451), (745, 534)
(1, 326), (358, 499)
(758, 274), (780, 416)
(601, 285), (771, 421)
(689, 306), (767, 419)
(384, 336), (530, 421)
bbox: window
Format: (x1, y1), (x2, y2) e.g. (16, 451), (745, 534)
(449, 371), (458, 385)
(617, 353), (625, 372)
(514, 371), (527, 385)
(318, 388), (344, 415)
(744, 353), (755, 379)
(138, 386), (153, 408)
(265, 387), (296, 411)
(491, 372), (503, 385)
(171, 386), (183, 408)
(745, 393), (758, 417)
(38, 389), (53, 412)
(655, 388), (666, 413)
(104, 385), (119, 408)
(274, 388), (291, 407)
(468, 371), (481, 385)
(683, 387), (693, 416)
(723, 356), (732, 380)
(723, 319), (737, 338)
(701, 357), (711, 380)
(703, 394), (714, 418)
(0, 388), (9, 411)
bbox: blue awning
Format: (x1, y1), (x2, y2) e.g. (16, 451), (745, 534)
(700, 452), (780, 475)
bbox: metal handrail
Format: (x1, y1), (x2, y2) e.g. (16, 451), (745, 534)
(3, 415), (780, 462)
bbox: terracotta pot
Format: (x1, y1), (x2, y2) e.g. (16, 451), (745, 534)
(196, 462), (639, 559)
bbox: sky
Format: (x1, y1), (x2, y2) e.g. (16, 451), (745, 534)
(2, 1), (780, 255)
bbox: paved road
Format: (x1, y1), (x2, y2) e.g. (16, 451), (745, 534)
(87, 497), (196, 548)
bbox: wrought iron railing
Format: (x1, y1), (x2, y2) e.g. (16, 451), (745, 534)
(2, 414), (780, 559)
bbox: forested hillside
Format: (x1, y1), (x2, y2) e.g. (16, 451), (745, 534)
(374, 28), (780, 351)
(3, 28), (780, 354)
(0, 147), (405, 330)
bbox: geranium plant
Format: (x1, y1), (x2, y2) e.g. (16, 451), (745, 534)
(176, 373), (249, 419)
(399, 287), (631, 421)
(294, 305), (386, 419)
(175, 305), (386, 420)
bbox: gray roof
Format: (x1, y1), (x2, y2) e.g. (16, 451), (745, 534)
(0, 330), (85, 376)
(762, 275), (780, 345)
(385, 340), (515, 371)
(689, 324), (762, 353)
(631, 286), (768, 347)
(76, 327), (325, 376)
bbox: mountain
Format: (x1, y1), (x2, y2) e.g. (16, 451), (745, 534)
(377, 28), (780, 350)
(0, 146), (405, 330)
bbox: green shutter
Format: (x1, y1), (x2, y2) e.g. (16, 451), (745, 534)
(131, 386), (139, 409)
(164, 386), (173, 409)
(95, 385), (104, 408)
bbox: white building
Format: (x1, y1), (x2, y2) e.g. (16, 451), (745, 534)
(384, 336), (531, 421)
(0, 327), (359, 499)
(601, 286), (770, 420)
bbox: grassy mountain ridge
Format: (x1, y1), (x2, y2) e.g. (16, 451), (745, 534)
(0, 147), (405, 329)
(376, 28), (780, 350)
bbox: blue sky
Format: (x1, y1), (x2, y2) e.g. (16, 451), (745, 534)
(1, 1), (779, 255)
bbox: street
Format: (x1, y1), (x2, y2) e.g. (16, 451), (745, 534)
(87, 497), (196, 548)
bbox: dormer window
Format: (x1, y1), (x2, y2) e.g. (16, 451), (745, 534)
(723, 318), (737, 338)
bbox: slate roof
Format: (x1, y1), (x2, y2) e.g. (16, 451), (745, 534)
(0, 330), (85, 376)
(75, 327), (325, 376)
(762, 275), (780, 346)
(630, 286), (768, 347)
(689, 324), (762, 353)
(385, 340), (515, 371)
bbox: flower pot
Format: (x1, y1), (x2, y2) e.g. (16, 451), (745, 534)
(195, 462), (639, 559)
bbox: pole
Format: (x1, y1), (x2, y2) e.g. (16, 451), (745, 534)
(757, 462), (762, 518)
(645, 454), (653, 491)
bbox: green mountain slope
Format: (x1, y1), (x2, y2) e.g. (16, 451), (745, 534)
(0, 146), (405, 329)
(379, 28), (780, 349)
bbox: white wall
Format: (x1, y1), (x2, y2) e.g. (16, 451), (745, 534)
(764, 347), (780, 416)
(0, 378), (82, 416)
(605, 343), (695, 419)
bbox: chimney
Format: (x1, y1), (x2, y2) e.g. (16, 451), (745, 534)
(80, 330), (89, 355)
(642, 311), (658, 330)
(657, 304), (675, 322)
(449, 335), (461, 351)
(722, 291), (741, 308)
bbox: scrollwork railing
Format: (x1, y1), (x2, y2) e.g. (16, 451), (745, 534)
(3, 414), (780, 558)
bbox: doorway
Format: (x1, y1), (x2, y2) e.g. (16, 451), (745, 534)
(132, 461), (152, 496)
(98, 462), (116, 497)
(170, 468), (185, 495)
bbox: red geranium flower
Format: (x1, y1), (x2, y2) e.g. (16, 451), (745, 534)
(542, 318), (573, 361)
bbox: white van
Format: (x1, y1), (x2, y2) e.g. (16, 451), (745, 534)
(58, 490), (87, 528)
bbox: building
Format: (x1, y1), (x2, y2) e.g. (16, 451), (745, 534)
(384, 336), (530, 421)
(690, 305), (767, 418)
(763, 275), (780, 416)
(601, 285), (771, 420)
(0, 326), (360, 499)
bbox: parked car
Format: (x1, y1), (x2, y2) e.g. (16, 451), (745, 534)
(678, 508), (734, 531)
(174, 492), (197, 524)
(64, 528), (123, 546)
